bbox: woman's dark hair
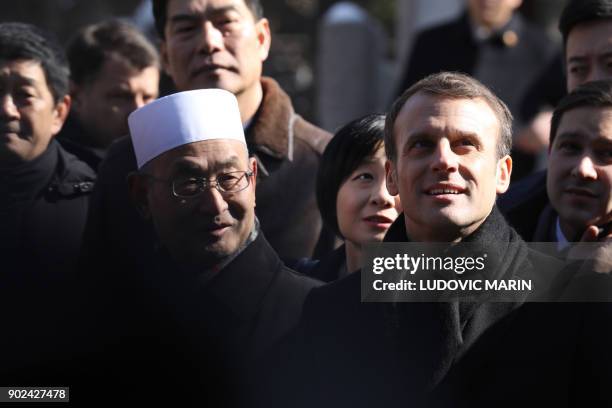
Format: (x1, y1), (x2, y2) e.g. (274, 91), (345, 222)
(316, 114), (386, 238)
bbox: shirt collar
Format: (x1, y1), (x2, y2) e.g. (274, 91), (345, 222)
(555, 217), (570, 251)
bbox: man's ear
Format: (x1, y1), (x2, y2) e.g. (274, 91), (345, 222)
(496, 155), (513, 194)
(249, 157), (258, 207)
(255, 18), (271, 62)
(385, 160), (399, 196)
(50, 94), (71, 137)
(128, 172), (152, 219)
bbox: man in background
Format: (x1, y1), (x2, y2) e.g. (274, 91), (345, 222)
(501, 0), (612, 243)
(57, 19), (159, 170)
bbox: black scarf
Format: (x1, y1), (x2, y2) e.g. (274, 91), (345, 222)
(0, 139), (58, 206)
(383, 206), (531, 391)
(0, 140), (59, 251)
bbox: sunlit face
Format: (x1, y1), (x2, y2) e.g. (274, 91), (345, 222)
(336, 148), (401, 247)
(386, 93), (512, 242)
(73, 56), (159, 148)
(547, 106), (612, 241)
(161, 0), (270, 94)
(0, 59), (68, 166)
(566, 20), (612, 92)
(467, 0), (522, 29)
(143, 139), (257, 269)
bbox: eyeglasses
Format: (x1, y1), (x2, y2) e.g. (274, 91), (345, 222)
(147, 171), (254, 198)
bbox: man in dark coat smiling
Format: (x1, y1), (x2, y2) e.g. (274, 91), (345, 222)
(79, 89), (321, 406)
(293, 72), (612, 408)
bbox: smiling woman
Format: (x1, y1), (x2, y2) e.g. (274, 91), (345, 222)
(306, 114), (401, 282)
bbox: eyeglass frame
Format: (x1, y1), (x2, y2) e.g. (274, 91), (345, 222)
(143, 170), (255, 198)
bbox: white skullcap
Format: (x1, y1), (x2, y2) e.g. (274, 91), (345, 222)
(128, 89), (246, 168)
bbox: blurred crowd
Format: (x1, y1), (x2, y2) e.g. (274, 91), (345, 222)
(2, 0), (612, 406)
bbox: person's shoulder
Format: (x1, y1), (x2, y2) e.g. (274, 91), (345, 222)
(499, 170), (548, 214)
(277, 264), (324, 293)
(498, 171), (549, 241)
(53, 143), (96, 198)
(306, 270), (360, 310)
(515, 14), (554, 47)
(293, 115), (331, 156)
(96, 135), (137, 182)
(259, 76), (331, 156)
(510, 14), (559, 63)
(105, 135), (135, 162)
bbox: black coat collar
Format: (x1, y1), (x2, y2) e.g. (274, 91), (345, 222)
(203, 231), (282, 323)
(384, 206), (526, 282)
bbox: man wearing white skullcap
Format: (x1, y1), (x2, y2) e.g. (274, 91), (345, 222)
(79, 0), (334, 282)
(84, 89), (321, 405)
(128, 89), (256, 270)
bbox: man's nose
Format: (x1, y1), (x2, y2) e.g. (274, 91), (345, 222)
(572, 155), (598, 180)
(197, 185), (229, 215)
(431, 140), (458, 173)
(199, 21), (224, 54)
(0, 94), (19, 120)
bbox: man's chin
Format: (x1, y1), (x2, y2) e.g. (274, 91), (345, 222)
(190, 74), (239, 94)
(560, 206), (602, 226)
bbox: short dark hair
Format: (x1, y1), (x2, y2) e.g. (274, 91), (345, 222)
(67, 19), (159, 86)
(550, 79), (612, 145)
(0, 22), (69, 103)
(316, 114), (386, 238)
(152, 0), (264, 39)
(385, 72), (512, 163)
(559, 0), (612, 48)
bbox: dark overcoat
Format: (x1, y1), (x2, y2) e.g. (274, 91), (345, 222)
(0, 140), (95, 385)
(76, 230), (321, 406)
(292, 209), (612, 408)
